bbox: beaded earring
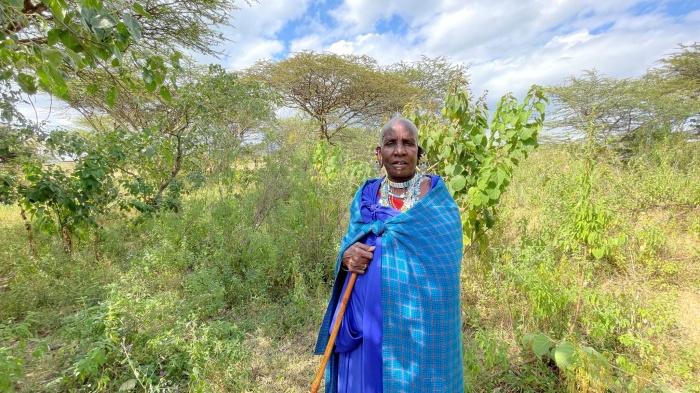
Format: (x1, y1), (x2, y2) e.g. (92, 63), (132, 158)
(418, 153), (427, 172)
(375, 154), (384, 175)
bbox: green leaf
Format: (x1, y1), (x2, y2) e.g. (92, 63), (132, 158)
(63, 48), (85, 68)
(43, 48), (65, 67)
(144, 146), (155, 159)
(133, 2), (152, 18)
(534, 101), (546, 114)
(581, 346), (604, 360)
(519, 126), (534, 140)
(522, 333), (535, 347)
(531, 333), (554, 357)
(142, 69), (156, 92)
(47, 28), (62, 45)
(48, 0), (67, 19)
(105, 86), (118, 108)
(467, 187), (482, 207)
(591, 247), (605, 259)
(37, 65), (51, 86)
(439, 145), (451, 159)
(46, 65), (67, 96)
(93, 46), (112, 62)
(109, 43), (123, 63)
(122, 13), (142, 40)
(17, 73), (38, 94)
(495, 166), (509, 186)
(93, 14), (117, 29)
(2, 108), (13, 123)
(159, 85), (172, 103)
(553, 342), (576, 370)
(58, 30), (82, 52)
(450, 175), (466, 191)
(119, 378), (137, 391)
(7, 0), (24, 8)
(479, 191), (491, 206)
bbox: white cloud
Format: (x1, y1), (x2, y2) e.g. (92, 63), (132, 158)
(224, 39), (286, 69)
(22, 0), (700, 127)
(545, 30), (594, 49)
(327, 39), (355, 55)
(687, 9), (700, 22)
(467, 12), (700, 111)
(210, 0), (312, 69)
(234, 0), (700, 113)
(326, 33), (419, 63)
(288, 35), (323, 53)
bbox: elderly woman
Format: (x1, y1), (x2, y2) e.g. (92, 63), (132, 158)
(314, 117), (464, 392)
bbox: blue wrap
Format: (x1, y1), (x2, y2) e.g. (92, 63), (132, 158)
(315, 176), (464, 393)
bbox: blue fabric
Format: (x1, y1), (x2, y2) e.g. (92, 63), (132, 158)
(315, 175), (464, 393)
(330, 177), (389, 393)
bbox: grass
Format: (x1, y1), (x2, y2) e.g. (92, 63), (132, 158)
(1, 138), (699, 392)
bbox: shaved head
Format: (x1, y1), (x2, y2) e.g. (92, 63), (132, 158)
(379, 117), (419, 146)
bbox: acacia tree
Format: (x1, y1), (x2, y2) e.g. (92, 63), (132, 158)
(387, 55), (469, 113)
(549, 55), (700, 146)
(652, 42), (700, 135)
(246, 51), (423, 142)
(547, 70), (657, 140)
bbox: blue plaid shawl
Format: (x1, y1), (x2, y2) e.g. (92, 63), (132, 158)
(315, 176), (464, 392)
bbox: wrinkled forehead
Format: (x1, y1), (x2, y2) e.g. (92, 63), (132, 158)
(379, 118), (419, 145)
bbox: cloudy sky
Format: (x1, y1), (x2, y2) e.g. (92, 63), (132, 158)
(19, 0), (700, 126)
(205, 0), (699, 108)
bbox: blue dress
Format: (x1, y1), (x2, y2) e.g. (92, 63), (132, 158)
(330, 176), (439, 393)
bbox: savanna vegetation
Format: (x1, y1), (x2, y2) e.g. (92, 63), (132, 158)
(1, 2), (699, 392)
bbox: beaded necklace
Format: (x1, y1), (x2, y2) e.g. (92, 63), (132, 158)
(379, 172), (422, 212)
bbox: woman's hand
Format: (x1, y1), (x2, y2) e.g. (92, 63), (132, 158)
(341, 242), (375, 275)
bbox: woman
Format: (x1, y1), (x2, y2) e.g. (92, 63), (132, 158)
(314, 117), (464, 393)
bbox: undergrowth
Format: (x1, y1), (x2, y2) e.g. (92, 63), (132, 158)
(0, 135), (698, 392)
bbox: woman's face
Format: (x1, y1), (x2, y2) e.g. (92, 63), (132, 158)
(377, 122), (419, 183)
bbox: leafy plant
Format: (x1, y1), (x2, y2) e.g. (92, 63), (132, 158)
(19, 150), (114, 251)
(522, 333), (613, 392)
(0, 322), (48, 392)
(406, 82), (548, 245)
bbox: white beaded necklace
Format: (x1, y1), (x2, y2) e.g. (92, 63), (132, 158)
(379, 172), (422, 212)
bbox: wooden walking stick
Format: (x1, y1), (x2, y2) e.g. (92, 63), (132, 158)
(311, 272), (358, 393)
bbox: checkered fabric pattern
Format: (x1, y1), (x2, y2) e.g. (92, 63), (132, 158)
(315, 177), (464, 392)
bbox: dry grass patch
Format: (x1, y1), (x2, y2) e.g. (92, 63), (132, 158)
(247, 329), (319, 392)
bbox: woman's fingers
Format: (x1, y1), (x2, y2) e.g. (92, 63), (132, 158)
(355, 243), (376, 252)
(345, 243), (376, 274)
(354, 246), (375, 261)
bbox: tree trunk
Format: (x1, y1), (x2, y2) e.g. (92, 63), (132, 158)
(61, 226), (73, 254)
(18, 204), (37, 256)
(154, 132), (183, 209)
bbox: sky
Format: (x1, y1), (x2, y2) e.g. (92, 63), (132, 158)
(18, 0), (700, 127)
(205, 0), (700, 110)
